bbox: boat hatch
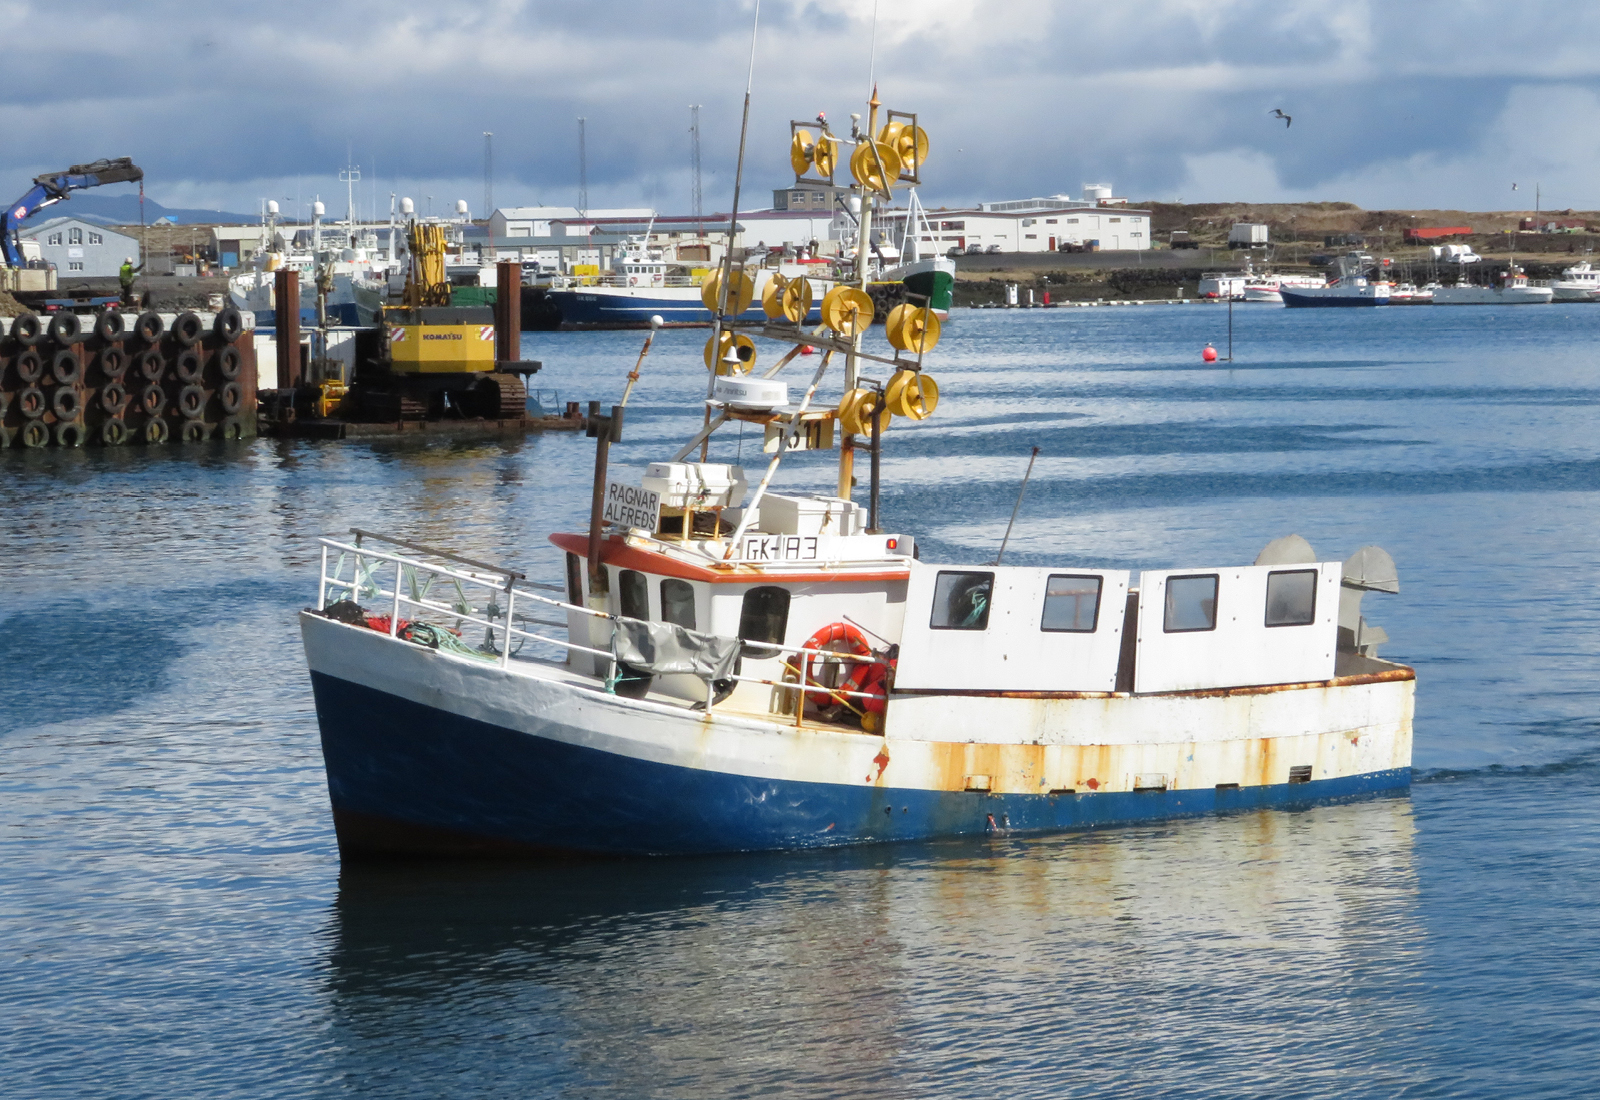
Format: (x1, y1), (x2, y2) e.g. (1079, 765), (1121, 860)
(895, 565), (1130, 691)
(1134, 564), (1340, 693)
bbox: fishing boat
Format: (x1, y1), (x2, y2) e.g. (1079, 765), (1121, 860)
(878, 190), (954, 318)
(1549, 260), (1600, 302)
(1432, 265), (1553, 305)
(298, 88), (1415, 859)
(1240, 270), (1328, 304)
(542, 229), (838, 329)
(1280, 253), (1390, 307)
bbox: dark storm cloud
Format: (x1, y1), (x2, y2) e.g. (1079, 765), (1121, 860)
(5, 0), (1600, 213)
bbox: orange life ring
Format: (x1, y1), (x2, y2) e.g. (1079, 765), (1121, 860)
(785, 622), (880, 708)
(629, 275), (638, 286)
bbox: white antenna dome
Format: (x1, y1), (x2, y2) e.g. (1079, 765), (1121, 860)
(312, 201), (326, 218)
(266, 199), (279, 215)
(456, 199), (470, 216)
(400, 197), (415, 215)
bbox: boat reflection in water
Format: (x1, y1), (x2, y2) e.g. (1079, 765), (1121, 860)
(319, 796), (1425, 1094)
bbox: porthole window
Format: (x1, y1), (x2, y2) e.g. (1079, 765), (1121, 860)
(1041, 574), (1102, 633)
(739, 585), (790, 658)
(618, 569), (649, 621)
(1163, 574), (1218, 633)
(1265, 569), (1317, 627)
(660, 578), (697, 630)
(931, 571), (993, 631)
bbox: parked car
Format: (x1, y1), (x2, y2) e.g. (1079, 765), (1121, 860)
(985, 244), (1003, 254)
(965, 243), (984, 255)
(1057, 242), (1085, 253)
(946, 246), (963, 258)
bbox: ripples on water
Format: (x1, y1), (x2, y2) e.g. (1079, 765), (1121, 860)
(4, 305), (1600, 1098)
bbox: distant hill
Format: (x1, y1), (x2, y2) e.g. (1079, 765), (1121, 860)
(18, 192), (256, 227)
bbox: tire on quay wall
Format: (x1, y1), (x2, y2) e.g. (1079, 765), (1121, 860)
(217, 416), (246, 440)
(48, 312), (83, 345)
(174, 348), (203, 383)
(179, 420), (208, 442)
(100, 382), (128, 414)
(99, 346), (127, 380)
(171, 311), (203, 347)
(17, 386), (46, 419)
(100, 418), (129, 446)
(53, 420), (86, 447)
(135, 311), (164, 344)
(10, 312), (46, 347)
(94, 310), (126, 343)
(16, 349), (43, 384)
(142, 416), (169, 444)
(213, 307), (243, 342)
(50, 348), (80, 385)
(219, 381), (242, 414)
(51, 386), (82, 422)
(177, 384), (205, 419)
(215, 345), (241, 380)
(140, 383), (165, 415)
(20, 420), (49, 448)
(137, 349), (164, 382)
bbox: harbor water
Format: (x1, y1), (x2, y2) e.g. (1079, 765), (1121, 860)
(5, 303), (1600, 1098)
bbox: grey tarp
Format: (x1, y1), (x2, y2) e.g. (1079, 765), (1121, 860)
(612, 618), (741, 682)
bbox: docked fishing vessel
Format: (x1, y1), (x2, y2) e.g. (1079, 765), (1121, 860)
(1240, 270), (1328, 304)
(1432, 265), (1553, 305)
(1280, 253), (1390, 307)
(543, 229), (839, 328)
(227, 201), (390, 327)
(1549, 260), (1600, 301)
(299, 88), (1414, 859)
(878, 190), (955, 318)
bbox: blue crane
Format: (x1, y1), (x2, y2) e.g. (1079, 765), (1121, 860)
(1, 157), (144, 267)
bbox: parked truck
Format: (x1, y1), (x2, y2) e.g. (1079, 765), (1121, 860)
(1228, 223), (1269, 248)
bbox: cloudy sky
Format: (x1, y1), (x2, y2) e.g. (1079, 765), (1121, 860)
(5, 0), (1600, 219)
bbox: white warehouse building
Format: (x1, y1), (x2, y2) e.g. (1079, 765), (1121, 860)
(878, 189), (1150, 254)
(20, 216), (140, 277)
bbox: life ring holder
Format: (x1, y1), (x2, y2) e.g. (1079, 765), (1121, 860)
(783, 621), (879, 715)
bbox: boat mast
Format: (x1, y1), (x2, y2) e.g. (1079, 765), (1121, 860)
(839, 86), (881, 500)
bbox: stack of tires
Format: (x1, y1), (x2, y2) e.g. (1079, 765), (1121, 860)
(0, 307), (256, 448)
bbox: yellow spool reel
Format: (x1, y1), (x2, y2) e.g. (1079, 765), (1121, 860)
(885, 304), (941, 352)
(814, 135), (837, 178)
(885, 369), (939, 419)
(701, 268), (755, 315)
(838, 388), (891, 436)
(761, 273), (791, 320)
(878, 122), (929, 172)
(780, 275), (813, 323)
(704, 331), (757, 374)
(849, 141), (903, 193)
(820, 286), (875, 336)
(791, 130), (838, 179)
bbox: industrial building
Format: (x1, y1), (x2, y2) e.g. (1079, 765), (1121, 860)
(19, 216), (139, 277)
(878, 189), (1151, 254)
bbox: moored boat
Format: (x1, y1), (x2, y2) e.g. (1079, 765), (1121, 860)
(1432, 265), (1553, 305)
(1549, 260), (1600, 302)
(1281, 252), (1390, 307)
(299, 87), (1415, 860)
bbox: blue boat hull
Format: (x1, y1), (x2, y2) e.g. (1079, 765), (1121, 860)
(1281, 288), (1388, 308)
(310, 670), (1412, 859)
(544, 289), (824, 329)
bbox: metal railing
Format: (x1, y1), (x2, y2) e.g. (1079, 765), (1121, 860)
(314, 531), (891, 717)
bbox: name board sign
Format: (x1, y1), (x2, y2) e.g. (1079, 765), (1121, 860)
(739, 534), (820, 562)
(603, 481), (661, 530)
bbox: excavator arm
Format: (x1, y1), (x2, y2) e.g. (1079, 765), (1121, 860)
(2, 157), (143, 266)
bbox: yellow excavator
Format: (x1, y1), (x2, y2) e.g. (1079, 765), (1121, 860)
(346, 220), (529, 421)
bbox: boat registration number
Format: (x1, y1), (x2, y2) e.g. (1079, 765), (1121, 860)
(739, 535), (819, 562)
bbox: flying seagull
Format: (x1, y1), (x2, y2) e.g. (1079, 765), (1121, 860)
(1270, 108), (1292, 128)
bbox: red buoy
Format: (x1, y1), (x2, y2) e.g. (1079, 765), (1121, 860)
(1202, 344), (1218, 362)
(800, 345), (816, 355)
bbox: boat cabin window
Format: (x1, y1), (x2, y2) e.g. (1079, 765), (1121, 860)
(660, 579), (697, 630)
(739, 586), (791, 657)
(619, 570), (650, 620)
(930, 571), (993, 631)
(1163, 574), (1218, 633)
(1040, 574), (1102, 633)
(565, 553), (583, 605)
(1264, 569), (1317, 627)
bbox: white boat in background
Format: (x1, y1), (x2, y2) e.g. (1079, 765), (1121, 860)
(1388, 283), (1433, 305)
(1432, 266), (1553, 305)
(1198, 271), (1247, 300)
(1550, 261), (1600, 301)
(1241, 271), (1329, 304)
(1280, 253), (1390, 308)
